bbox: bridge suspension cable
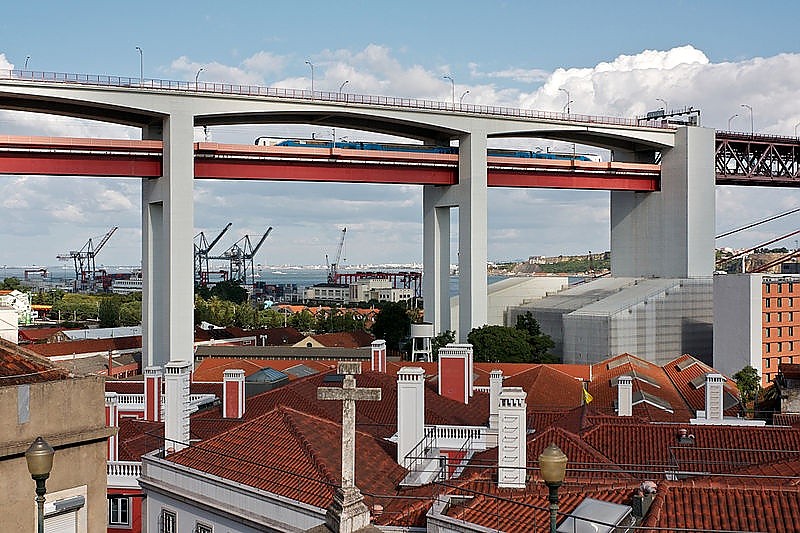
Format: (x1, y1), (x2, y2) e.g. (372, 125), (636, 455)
(716, 206), (800, 239)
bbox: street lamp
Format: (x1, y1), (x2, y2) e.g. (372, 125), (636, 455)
(26, 436), (55, 533)
(539, 443), (567, 533)
(559, 88), (571, 114)
(338, 80), (349, 94)
(195, 67), (205, 85)
(728, 114), (738, 131)
(24, 55), (30, 70)
(741, 104), (754, 135)
(443, 75), (455, 105)
(305, 60), (315, 93)
(459, 90), (470, 104)
(135, 47), (143, 82)
(794, 121), (800, 137)
(656, 98), (668, 112)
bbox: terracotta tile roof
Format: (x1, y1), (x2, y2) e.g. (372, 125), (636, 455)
(503, 365), (585, 410)
(18, 326), (65, 342)
(27, 336), (141, 357)
(663, 353), (741, 416)
(192, 357), (334, 382)
(773, 413), (800, 427)
(0, 340), (70, 385)
(307, 331), (376, 348)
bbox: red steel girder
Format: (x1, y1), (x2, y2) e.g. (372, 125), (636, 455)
(716, 132), (800, 186)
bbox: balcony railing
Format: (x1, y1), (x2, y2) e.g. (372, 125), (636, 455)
(107, 460), (142, 489)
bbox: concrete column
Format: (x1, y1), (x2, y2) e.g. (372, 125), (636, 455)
(423, 186), (451, 335)
(142, 112), (195, 368)
(610, 126), (715, 278)
(223, 369), (246, 419)
(617, 375), (633, 417)
(371, 339), (387, 372)
(143, 365), (162, 422)
(498, 387), (527, 489)
(457, 131), (488, 339)
(163, 360), (191, 453)
(105, 392), (119, 461)
(396, 367), (425, 467)
(705, 373), (725, 421)
(489, 369), (503, 430)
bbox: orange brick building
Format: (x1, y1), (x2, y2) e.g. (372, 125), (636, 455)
(762, 276), (800, 384)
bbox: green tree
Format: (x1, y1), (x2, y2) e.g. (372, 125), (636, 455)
(1, 277), (22, 290)
(289, 310), (317, 332)
(98, 298), (121, 328)
(467, 325), (533, 363)
(431, 330), (456, 360)
(371, 301), (411, 350)
(514, 312), (557, 363)
(733, 365), (762, 414)
(209, 280), (248, 304)
(119, 301), (141, 326)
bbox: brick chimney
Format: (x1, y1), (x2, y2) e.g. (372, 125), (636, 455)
(105, 392), (119, 461)
(397, 367), (425, 467)
(143, 366), (162, 422)
(223, 369), (246, 419)
(371, 339), (387, 373)
(164, 360), (191, 453)
(705, 373), (725, 421)
(489, 369), (503, 430)
(498, 387), (527, 489)
(617, 375), (633, 417)
(438, 343), (473, 404)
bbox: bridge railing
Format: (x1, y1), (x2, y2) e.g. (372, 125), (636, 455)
(0, 69), (675, 131)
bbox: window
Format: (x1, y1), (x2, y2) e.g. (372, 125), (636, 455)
(778, 327), (783, 337)
(778, 298), (783, 307)
(161, 510), (176, 533)
(779, 284), (784, 293)
(765, 328), (770, 339)
(109, 496), (130, 526)
(766, 284), (772, 294)
(766, 343), (771, 353)
(766, 298), (771, 308)
(765, 313), (771, 323)
(195, 523), (213, 533)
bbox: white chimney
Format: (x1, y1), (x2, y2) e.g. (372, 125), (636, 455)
(105, 392), (119, 461)
(223, 369), (246, 419)
(705, 373), (725, 421)
(143, 366), (162, 422)
(411, 323), (434, 362)
(164, 360), (191, 453)
(498, 387), (527, 489)
(489, 370), (503, 430)
(617, 375), (633, 417)
(371, 339), (387, 372)
(397, 367), (425, 467)
(438, 343), (473, 404)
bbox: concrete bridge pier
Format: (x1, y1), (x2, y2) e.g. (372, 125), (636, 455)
(142, 112), (196, 368)
(611, 126), (716, 278)
(423, 130), (488, 341)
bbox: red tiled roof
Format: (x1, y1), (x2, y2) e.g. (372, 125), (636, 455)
(0, 340), (70, 385)
(27, 336), (141, 357)
(18, 327), (65, 342)
(192, 357), (333, 382)
(663, 353), (741, 416)
(308, 331), (376, 348)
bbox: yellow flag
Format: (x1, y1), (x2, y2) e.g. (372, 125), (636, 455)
(583, 388), (593, 404)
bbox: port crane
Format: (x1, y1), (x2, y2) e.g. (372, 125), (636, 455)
(56, 226), (118, 291)
(194, 222), (233, 286)
(326, 227), (347, 283)
(210, 227), (273, 285)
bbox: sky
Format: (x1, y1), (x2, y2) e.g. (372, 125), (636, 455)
(1, 1), (800, 268)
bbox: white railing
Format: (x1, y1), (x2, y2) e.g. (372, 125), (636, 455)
(0, 69), (675, 131)
(432, 425), (487, 452)
(116, 393), (144, 406)
(107, 460), (142, 489)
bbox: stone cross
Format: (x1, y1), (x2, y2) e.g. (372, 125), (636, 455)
(316, 362), (381, 533)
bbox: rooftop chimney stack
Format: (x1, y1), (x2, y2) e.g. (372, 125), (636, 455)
(489, 370), (503, 430)
(617, 375), (633, 416)
(105, 392), (119, 461)
(411, 323), (434, 362)
(705, 373), (725, 421)
(438, 343), (474, 404)
(164, 360), (191, 453)
(498, 387), (527, 489)
(143, 366), (162, 422)
(397, 367), (426, 467)
(223, 369), (246, 419)
(371, 339), (387, 373)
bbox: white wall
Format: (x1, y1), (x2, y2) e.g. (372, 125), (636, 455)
(713, 274), (762, 378)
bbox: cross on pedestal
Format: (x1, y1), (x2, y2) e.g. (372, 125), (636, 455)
(317, 364), (381, 533)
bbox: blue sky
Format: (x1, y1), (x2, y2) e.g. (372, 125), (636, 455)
(1, 1), (800, 267)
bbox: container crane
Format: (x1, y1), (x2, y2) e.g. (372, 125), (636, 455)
(326, 227), (347, 283)
(210, 227), (273, 285)
(56, 226), (118, 291)
(194, 222), (232, 286)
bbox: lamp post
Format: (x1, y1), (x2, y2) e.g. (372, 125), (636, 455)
(459, 90), (470, 104)
(338, 80), (349, 94)
(24, 55), (30, 70)
(135, 46), (143, 83)
(443, 75), (455, 105)
(195, 67), (205, 85)
(559, 88), (571, 114)
(656, 98), (668, 113)
(741, 104), (754, 135)
(728, 114), (738, 131)
(539, 443), (567, 533)
(795, 122), (800, 138)
(305, 60), (315, 93)
(26, 436), (55, 533)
